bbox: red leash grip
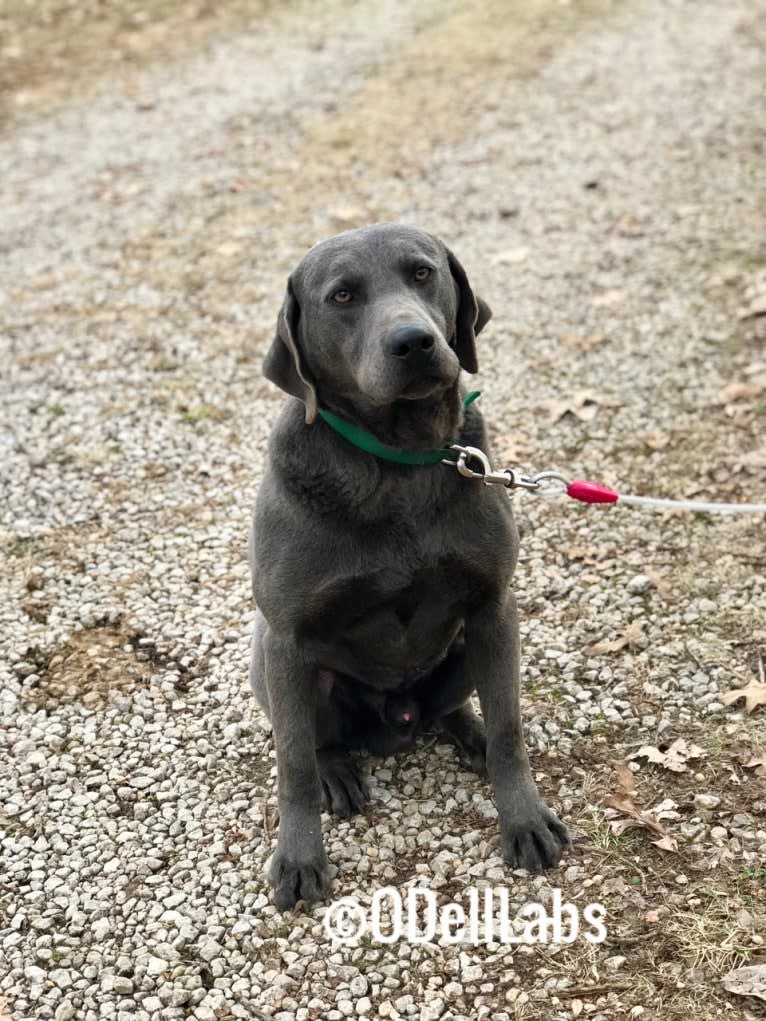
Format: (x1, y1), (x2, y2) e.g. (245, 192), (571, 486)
(567, 480), (619, 504)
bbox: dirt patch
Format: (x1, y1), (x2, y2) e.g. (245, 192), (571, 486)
(0, 0), (277, 122)
(26, 623), (152, 708)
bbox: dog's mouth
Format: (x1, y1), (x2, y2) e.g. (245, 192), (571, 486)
(398, 374), (457, 402)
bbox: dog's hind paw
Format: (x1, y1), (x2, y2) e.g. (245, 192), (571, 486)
(438, 704), (488, 776)
(318, 746), (369, 818)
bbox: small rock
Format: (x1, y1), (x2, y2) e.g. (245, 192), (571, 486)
(694, 794), (720, 809)
(627, 574), (653, 595)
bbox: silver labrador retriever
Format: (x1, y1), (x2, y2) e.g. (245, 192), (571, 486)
(250, 223), (568, 909)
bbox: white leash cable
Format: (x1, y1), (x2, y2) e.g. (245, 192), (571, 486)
(444, 445), (766, 514)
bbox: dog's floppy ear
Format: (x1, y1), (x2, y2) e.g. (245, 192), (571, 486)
(263, 276), (318, 424)
(445, 247), (492, 374)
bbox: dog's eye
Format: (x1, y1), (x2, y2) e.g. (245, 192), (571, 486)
(332, 289), (353, 304)
(414, 267), (431, 282)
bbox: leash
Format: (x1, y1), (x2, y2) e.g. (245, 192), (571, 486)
(318, 390), (766, 514)
(444, 444), (766, 514)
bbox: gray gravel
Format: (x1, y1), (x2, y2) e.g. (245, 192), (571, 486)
(2, 1), (766, 1019)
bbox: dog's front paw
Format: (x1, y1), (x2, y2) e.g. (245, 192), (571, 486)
(269, 841), (331, 910)
(500, 802), (569, 872)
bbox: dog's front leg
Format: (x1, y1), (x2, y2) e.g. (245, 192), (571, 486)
(467, 591), (569, 871)
(264, 630), (330, 909)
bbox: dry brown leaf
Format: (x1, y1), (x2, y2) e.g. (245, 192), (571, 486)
(614, 761), (637, 797)
(603, 793), (672, 840)
(559, 332), (607, 352)
(651, 834), (679, 852)
(586, 619), (644, 655)
(545, 389), (621, 423)
(719, 381), (765, 404)
(563, 544), (615, 570)
(603, 764), (679, 850)
(643, 566), (672, 600)
(571, 999), (584, 1018)
(721, 963), (766, 1002)
(603, 793), (664, 836)
(720, 679), (766, 714)
(546, 390), (606, 423)
(493, 432), (535, 464)
(629, 738), (704, 773)
(644, 431), (670, 451)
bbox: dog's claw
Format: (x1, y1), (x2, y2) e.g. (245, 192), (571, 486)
(269, 849), (331, 911)
(501, 803), (569, 872)
(318, 747), (369, 817)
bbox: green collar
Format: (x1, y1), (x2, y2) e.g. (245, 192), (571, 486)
(317, 391), (481, 465)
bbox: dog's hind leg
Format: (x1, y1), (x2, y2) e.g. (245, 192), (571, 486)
(248, 609), (270, 715)
(438, 702), (487, 776)
(315, 672), (370, 818)
(415, 646), (487, 775)
(317, 746), (370, 818)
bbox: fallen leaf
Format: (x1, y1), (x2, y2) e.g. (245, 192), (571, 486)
(603, 794), (664, 837)
(559, 332), (607, 352)
(643, 566), (672, 600)
(571, 999), (584, 1018)
(644, 910), (660, 923)
(0, 997), (9, 1021)
(493, 432), (535, 464)
(719, 381), (764, 404)
(586, 619), (644, 655)
(603, 766), (678, 849)
(720, 679), (766, 714)
(563, 544), (615, 570)
(629, 738), (704, 773)
(651, 834), (679, 852)
(744, 748), (766, 778)
(721, 963), (766, 1002)
(614, 761), (637, 797)
(545, 390), (621, 424)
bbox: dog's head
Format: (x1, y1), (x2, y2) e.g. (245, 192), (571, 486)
(263, 223), (492, 449)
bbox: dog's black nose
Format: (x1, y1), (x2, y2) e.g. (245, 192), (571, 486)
(387, 324), (436, 359)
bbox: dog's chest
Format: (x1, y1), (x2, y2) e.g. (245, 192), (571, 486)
(301, 552), (495, 684)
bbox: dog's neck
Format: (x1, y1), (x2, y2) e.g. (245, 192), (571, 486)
(315, 383), (464, 452)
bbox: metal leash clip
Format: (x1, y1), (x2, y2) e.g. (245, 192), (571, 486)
(443, 444), (544, 491)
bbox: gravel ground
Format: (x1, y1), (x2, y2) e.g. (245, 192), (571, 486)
(2, 1), (766, 1019)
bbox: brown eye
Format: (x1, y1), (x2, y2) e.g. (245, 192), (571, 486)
(333, 289), (353, 304)
(414, 267), (431, 282)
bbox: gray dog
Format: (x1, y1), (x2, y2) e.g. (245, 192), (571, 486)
(250, 223), (568, 909)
